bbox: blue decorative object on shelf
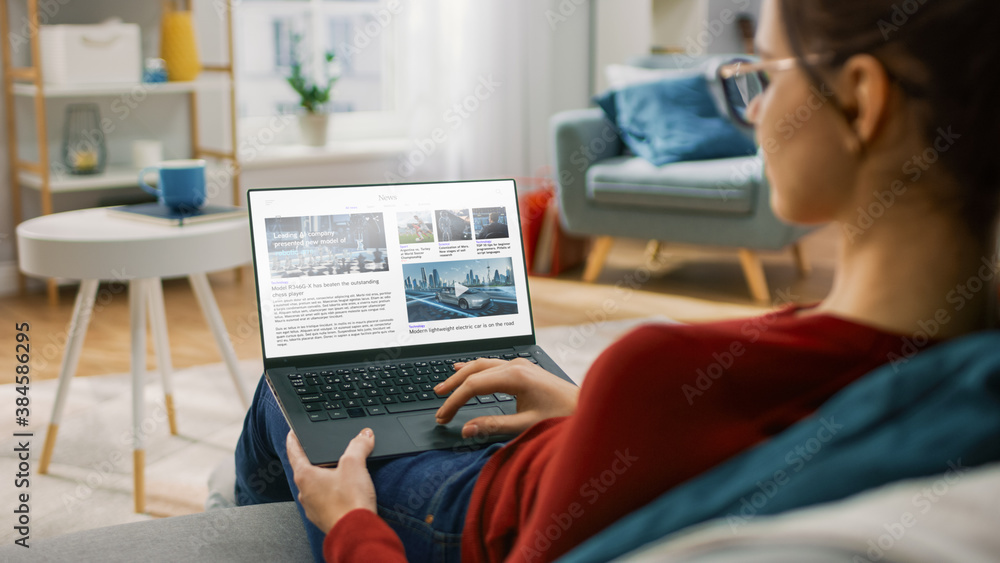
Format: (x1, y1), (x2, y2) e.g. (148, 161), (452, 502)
(143, 58), (168, 83)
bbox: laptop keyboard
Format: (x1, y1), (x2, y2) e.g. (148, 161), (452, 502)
(289, 353), (533, 421)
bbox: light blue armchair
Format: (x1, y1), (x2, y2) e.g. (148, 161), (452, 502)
(551, 55), (813, 302)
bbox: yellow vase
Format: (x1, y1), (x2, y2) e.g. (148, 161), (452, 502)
(160, 11), (201, 81)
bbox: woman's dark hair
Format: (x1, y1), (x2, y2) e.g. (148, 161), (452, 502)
(779, 0), (1000, 243)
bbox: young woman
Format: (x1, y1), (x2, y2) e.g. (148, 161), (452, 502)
(235, 0), (1000, 561)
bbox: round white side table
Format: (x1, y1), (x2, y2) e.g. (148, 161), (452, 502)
(17, 207), (254, 513)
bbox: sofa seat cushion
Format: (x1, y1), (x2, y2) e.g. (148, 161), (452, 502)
(586, 155), (758, 214)
(0, 502), (312, 563)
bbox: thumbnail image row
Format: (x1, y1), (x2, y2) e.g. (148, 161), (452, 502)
(261, 208), (511, 279)
(397, 207), (510, 244)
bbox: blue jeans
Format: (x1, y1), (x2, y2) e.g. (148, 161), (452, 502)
(235, 375), (503, 562)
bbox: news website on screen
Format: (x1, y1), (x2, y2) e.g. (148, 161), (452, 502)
(249, 180), (532, 360)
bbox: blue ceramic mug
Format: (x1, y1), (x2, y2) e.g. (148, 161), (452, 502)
(139, 159), (207, 212)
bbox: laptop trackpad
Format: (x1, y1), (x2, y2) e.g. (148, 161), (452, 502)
(399, 407), (505, 448)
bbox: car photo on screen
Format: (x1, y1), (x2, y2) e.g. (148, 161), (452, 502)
(402, 257), (517, 322)
(434, 286), (492, 310)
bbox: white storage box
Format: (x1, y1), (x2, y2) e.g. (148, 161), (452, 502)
(40, 23), (141, 86)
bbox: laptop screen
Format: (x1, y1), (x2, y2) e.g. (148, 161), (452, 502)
(247, 180), (535, 361)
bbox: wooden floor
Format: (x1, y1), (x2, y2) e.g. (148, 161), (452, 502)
(0, 226), (838, 385)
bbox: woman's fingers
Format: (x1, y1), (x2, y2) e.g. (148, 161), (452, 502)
(435, 369), (520, 423)
(435, 358), (508, 395)
(339, 428), (375, 468)
(286, 429), (378, 535)
(461, 411), (538, 438)
(288, 429), (373, 473)
(286, 431), (311, 474)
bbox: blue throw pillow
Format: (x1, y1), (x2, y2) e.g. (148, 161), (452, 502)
(592, 89), (618, 127)
(595, 74), (756, 166)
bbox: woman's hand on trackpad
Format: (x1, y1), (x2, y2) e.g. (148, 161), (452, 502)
(433, 358), (579, 438)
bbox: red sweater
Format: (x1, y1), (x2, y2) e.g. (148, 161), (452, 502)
(325, 307), (913, 562)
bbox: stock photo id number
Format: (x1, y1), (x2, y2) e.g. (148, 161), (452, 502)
(12, 322), (32, 548)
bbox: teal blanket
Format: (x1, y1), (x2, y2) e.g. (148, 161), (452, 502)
(560, 332), (1000, 562)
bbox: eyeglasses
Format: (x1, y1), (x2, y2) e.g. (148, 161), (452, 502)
(718, 55), (829, 125)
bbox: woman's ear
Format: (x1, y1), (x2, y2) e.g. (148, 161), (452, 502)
(836, 54), (892, 150)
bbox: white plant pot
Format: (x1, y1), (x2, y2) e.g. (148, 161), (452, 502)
(299, 113), (330, 147)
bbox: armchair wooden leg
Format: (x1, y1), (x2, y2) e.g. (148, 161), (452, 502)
(791, 242), (811, 277)
(738, 249), (770, 304)
(583, 236), (614, 283)
(644, 240), (662, 265)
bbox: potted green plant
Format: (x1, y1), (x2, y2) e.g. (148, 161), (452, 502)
(286, 32), (339, 146)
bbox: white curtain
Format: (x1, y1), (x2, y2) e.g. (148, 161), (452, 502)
(393, 0), (590, 183)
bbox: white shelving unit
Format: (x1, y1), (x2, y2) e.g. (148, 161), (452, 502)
(1, 0), (241, 303)
(11, 77), (229, 98)
(18, 164), (148, 192)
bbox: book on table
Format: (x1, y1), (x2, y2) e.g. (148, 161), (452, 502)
(107, 203), (247, 226)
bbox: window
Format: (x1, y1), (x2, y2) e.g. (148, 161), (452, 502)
(235, 0), (396, 127)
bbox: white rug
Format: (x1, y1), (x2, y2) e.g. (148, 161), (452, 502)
(0, 316), (673, 544)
